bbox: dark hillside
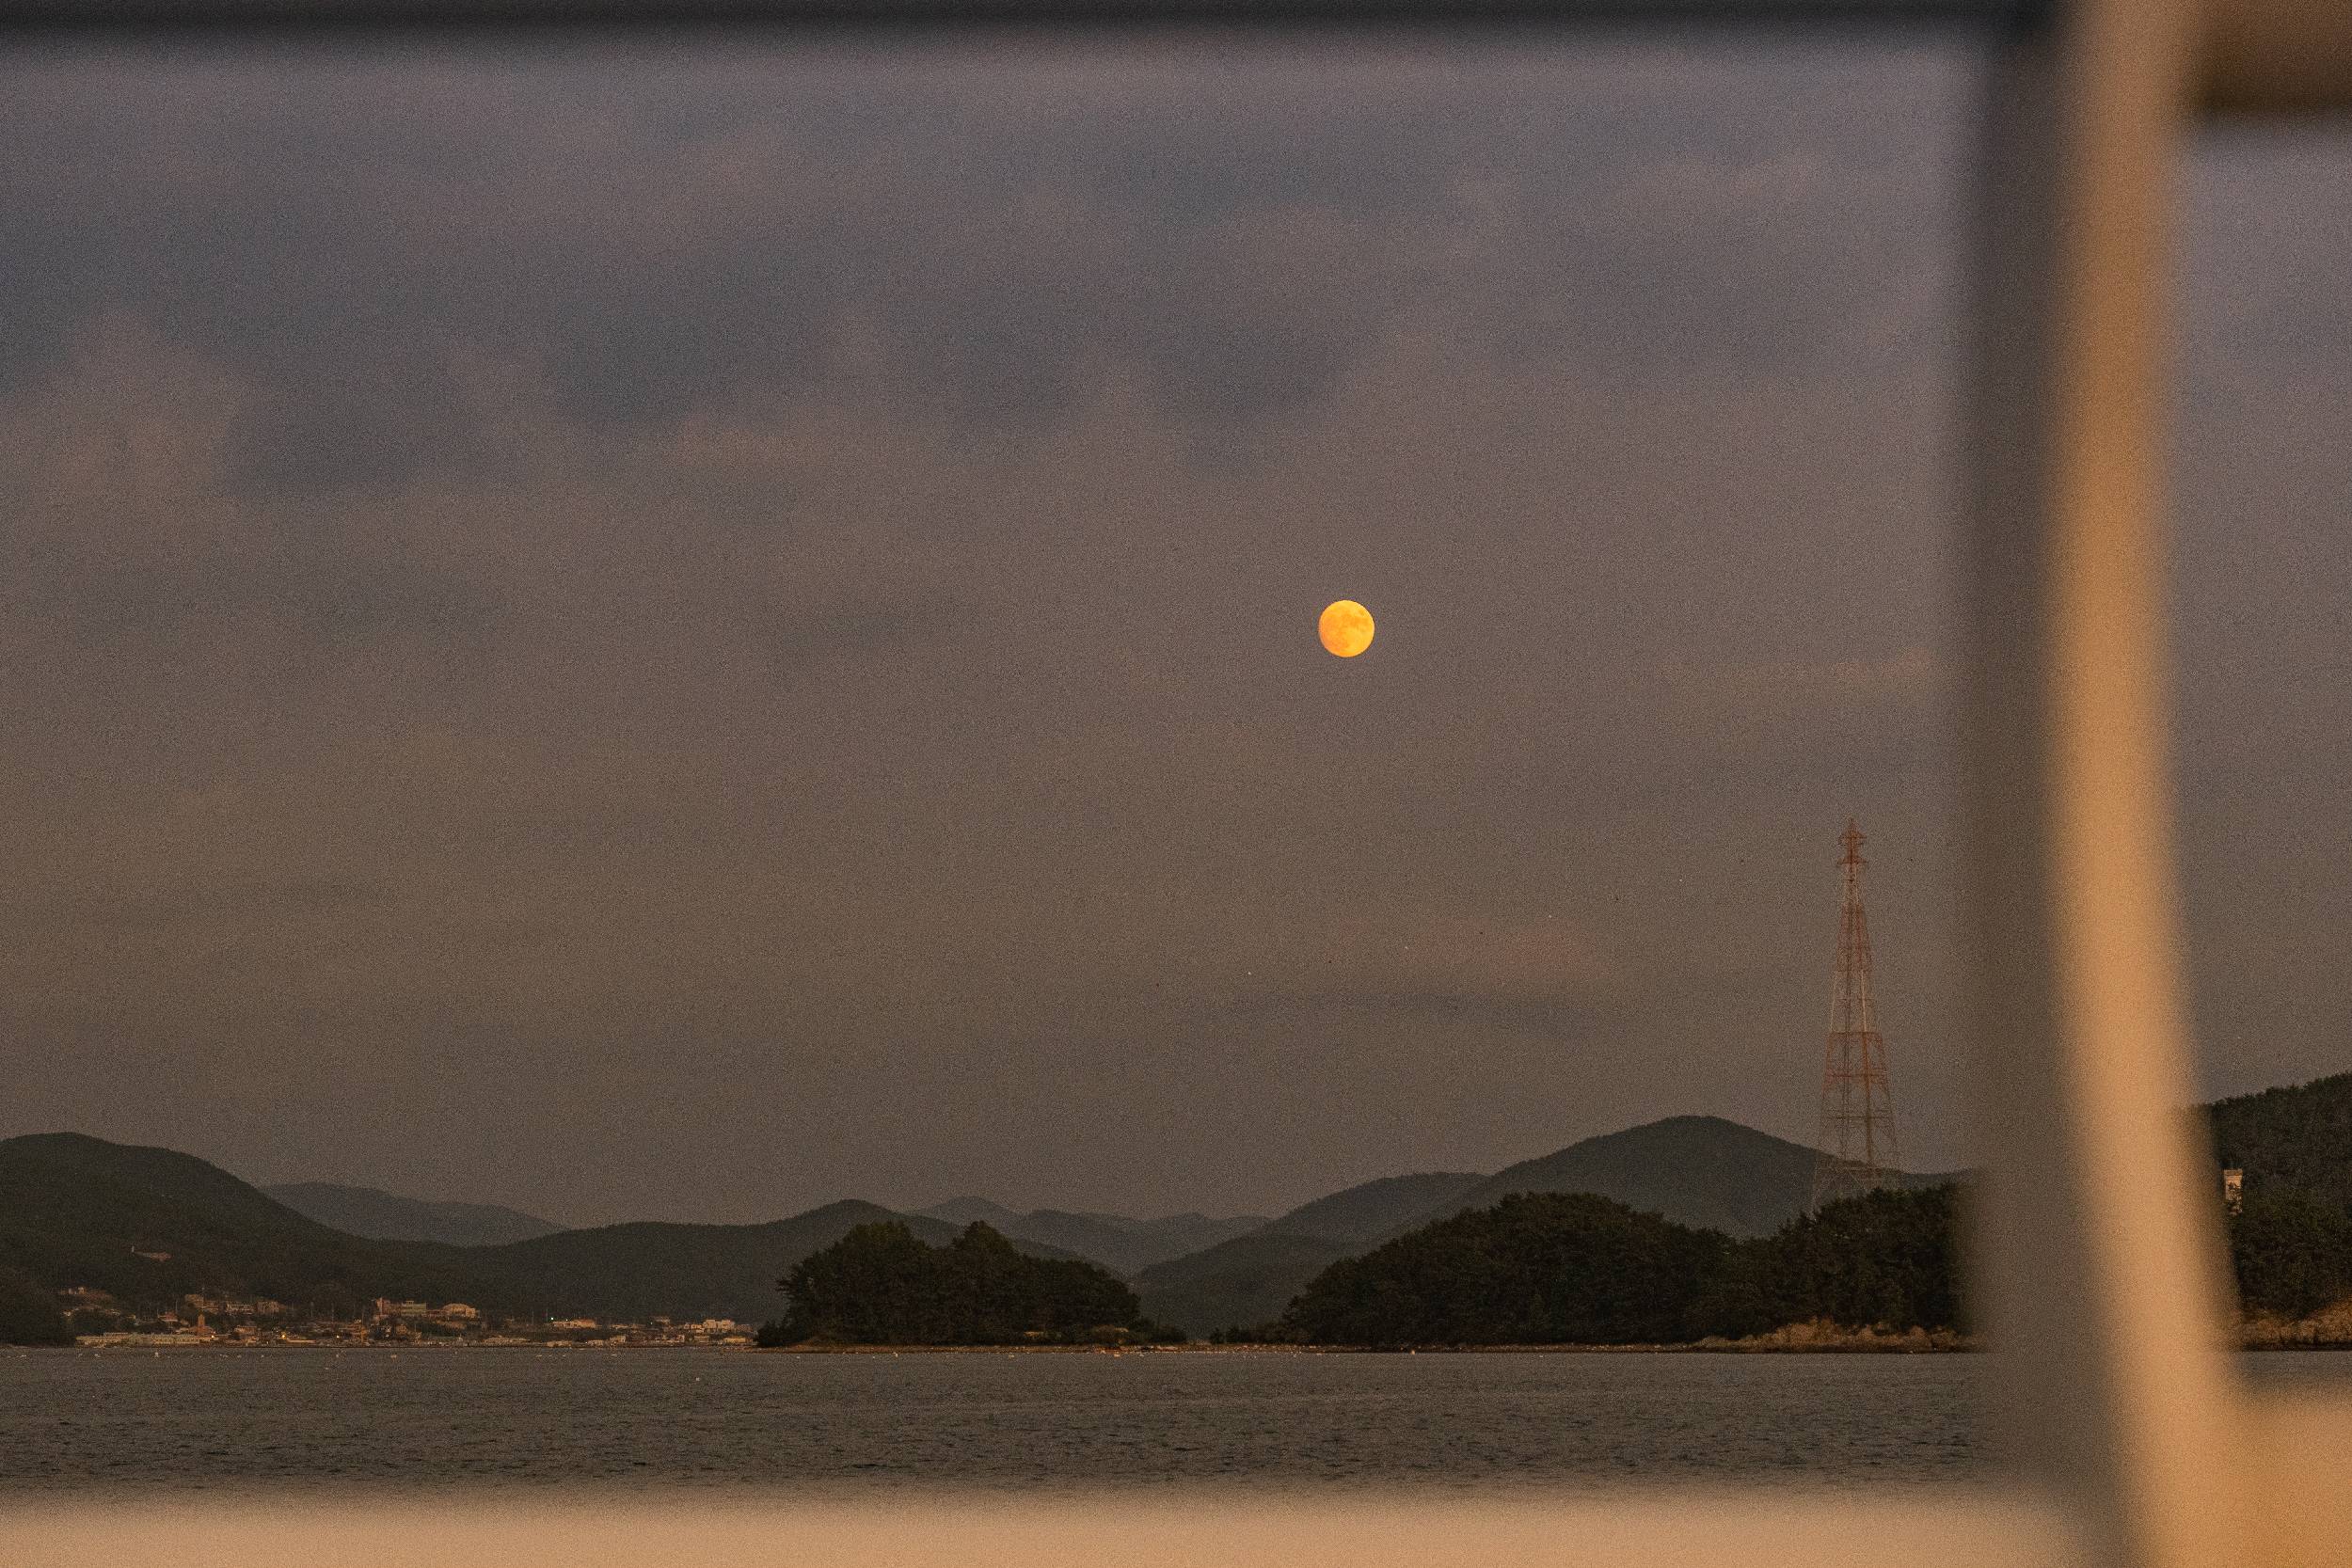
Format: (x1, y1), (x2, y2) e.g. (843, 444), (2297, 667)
(0, 1133), (1044, 1325)
(10, 1132), (326, 1235)
(0, 1133), (479, 1316)
(1746, 1182), (1963, 1333)
(0, 1269), (75, 1345)
(1134, 1231), (1351, 1335)
(263, 1182), (563, 1247)
(1443, 1116), (1831, 1239)
(914, 1200), (1264, 1274)
(767, 1221), (1154, 1346)
(2208, 1072), (2352, 1211)
(1271, 1185), (1963, 1346)
(919, 1197), (1025, 1229)
(1277, 1192), (1734, 1346)
(461, 1202), (969, 1323)
(1262, 1172), (1485, 1250)
(1009, 1210), (1264, 1275)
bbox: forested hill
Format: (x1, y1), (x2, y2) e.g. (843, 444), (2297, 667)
(1136, 1119), (1955, 1332)
(764, 1221), (1171, 1346)
(2209, 1072), (2352, 1210)
(1133, 1230), (1355, 1335)
(0, 1132), (484, 1316)
(1260, 1172), (1486, 1250)
(1138, 1085), (2350, 1335)
(457, 1204), (990, 1323)
(1440, 1116), (1957, 1241)
(1271, 1186), (1963, 1347)
(1128, 1174), (1482, 1332)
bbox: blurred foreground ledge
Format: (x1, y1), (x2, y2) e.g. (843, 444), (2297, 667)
(11, 1492), (2087, 1568)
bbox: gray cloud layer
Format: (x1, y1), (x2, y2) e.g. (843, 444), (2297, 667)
(0, 39), (2340, 1223)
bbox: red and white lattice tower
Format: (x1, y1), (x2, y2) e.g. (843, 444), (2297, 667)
(1810, 818), (1899, 1211)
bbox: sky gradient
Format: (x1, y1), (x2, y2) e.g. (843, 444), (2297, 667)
(0, 37), (2344, 1225)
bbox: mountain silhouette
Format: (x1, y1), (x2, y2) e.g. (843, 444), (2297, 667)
(914, 1199), (1264, 1275)
(1134, 1118), (1950, 1332)
(0, 1132), (1049, 1325)
(262, 1182), (564, 1247)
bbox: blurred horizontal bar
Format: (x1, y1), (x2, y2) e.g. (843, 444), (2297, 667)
(0, 0), (2058, 38)
(2249, 1391), (2352, 1567)
(10, 1494), (2090, 1568)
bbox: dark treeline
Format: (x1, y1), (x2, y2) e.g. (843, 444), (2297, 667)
(0, 1270), (76, 1346)
(1257, 1186), (1960, 1346)
(2208, 1072), (2352, 1316)
(757, 1220), (1184, 1346)
(2211, 1074), (2352, 1212)
(1246, 1180), (2352, 1346)
(2230, 1190), (2352, 1319)
(752, 1180), (2352, 1351)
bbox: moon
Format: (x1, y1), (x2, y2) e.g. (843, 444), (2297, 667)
(1318, 599), (1375, 658)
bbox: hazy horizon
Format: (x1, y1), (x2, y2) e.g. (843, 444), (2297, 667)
(2, 39), (2344, 1227)
(161, 1104), (1931, 1231)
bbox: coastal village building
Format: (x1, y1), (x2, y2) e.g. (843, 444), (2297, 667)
(184, 1293), (288, 1319)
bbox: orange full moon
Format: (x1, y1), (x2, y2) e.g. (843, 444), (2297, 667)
(1318, 599), (1375, 657)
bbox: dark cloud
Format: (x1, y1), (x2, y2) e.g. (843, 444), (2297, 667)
(1, 43), (1963, 493)
(0, 38), (2333, 1225)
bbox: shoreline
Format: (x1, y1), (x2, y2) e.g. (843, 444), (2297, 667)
(38, 1338), (2352, 1354)
(755, 1335), (1979, 1355)
(48, 1314), (2352, 1354)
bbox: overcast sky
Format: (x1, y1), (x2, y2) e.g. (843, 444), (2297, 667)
(0, 37), (2343, 1227)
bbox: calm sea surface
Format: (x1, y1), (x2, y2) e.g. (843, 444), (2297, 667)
(4, 1349), (2344, 1497)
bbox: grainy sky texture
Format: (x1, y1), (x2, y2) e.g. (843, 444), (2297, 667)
(0, 39), (2343, 1226)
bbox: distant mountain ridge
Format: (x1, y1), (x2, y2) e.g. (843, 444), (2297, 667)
(914, 1199), (1265, 1275)
(262, 1182), (564, 1247)
(1446, 1116), (1883, 1241)
(0, 1132), (1060, 1326)
(16, 1074), (2345, 1341)
(0, 1118), (1947, 1338)
(1136, 1118), (1954, 1334)
(1134, 1231), (1353, 1333)
(1260, 1172), (1486, 1250)
(459, 1202), (983, 1323)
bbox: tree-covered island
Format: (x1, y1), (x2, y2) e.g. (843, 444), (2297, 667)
(756, 1220), (1185, 1346)
(1260, 1185), (1961, 1347)
(757, 1179), (2352, 1350)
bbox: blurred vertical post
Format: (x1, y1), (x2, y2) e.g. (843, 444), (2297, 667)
(1961, 1), (2253, 1565)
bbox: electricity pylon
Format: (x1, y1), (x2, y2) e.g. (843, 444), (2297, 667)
(1810, 818), (1899, 1211)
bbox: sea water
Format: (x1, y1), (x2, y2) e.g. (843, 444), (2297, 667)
(1, 1348), (1980, 1494)
(6, 1348), (2346, 1497)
